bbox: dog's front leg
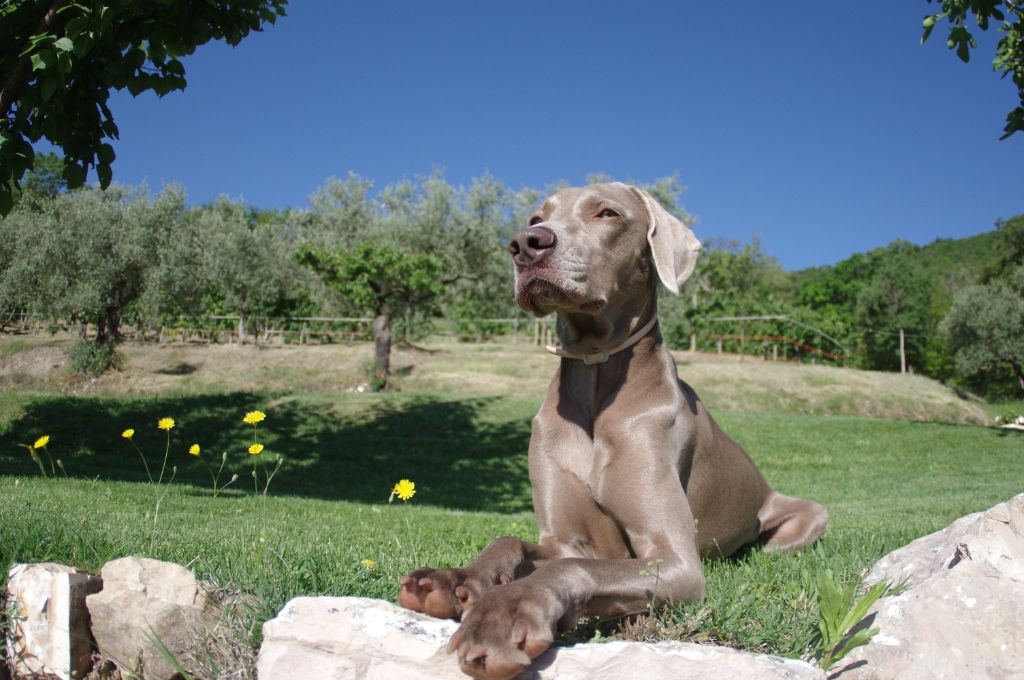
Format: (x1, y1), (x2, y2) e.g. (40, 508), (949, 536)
(447, 552), (704, 680)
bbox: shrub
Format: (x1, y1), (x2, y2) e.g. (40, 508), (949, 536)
(69, 339), (123, 376)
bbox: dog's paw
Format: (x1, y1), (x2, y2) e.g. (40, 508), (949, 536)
(398, 567), (484, 620)
(446, 582), (558, 680)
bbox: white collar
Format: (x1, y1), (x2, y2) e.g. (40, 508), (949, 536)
(545, 316), (658, 365)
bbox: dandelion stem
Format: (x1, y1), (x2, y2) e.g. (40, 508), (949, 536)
(157, 430), (170, 486)
(41, 447), (55, 476)
(153, 465), (178, 533)
(131, 439), (153, 483)
(27, 447), (48, 479)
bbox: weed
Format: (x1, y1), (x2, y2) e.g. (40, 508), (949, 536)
(813, 569), (888, 670)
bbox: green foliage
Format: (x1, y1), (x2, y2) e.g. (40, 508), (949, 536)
(989, 213), (1024, 281)
(813, 570), (887, 670)
(939, 265), (1024, 395)
(853, 243), (933, 371)
(921, 0), (1024, 138)
(296, 243), (445, 318)
(0, 0), (287, 215)
(68, 337), (122, 376)
(194, 198), (313, 336)
(0, 184), (187, 342)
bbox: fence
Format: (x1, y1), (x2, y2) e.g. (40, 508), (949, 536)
(0, 310), (847, 364)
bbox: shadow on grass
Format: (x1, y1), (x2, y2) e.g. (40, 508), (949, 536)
(0, 392), (534, 513)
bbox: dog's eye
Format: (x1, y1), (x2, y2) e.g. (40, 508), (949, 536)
(528, 215), (544, 226)
(597, 208), (620, 219)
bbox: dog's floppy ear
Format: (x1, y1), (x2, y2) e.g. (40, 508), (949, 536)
(630, 186), (701, 295)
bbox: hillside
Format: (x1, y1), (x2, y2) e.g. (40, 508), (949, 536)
(0, 334), (990, 425)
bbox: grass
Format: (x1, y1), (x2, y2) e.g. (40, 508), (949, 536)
(1, 334), (1021, 670)
(0, 333), (990, 424)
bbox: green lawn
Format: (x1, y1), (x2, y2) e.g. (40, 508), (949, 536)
(2, 387), (1021, 660)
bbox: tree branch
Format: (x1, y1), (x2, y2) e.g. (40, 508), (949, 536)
(0, 0), (70, 119)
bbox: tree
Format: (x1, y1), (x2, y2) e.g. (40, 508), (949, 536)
(940, 265), (1024, 393)
(296, 243), (444, 390)
(195, 197), (310, 343)
(991, 213), (1024, 280)
(921, 0), (1024, 138)
(853, 243), (933, 371)
(0, 184), (186, 345)
(0, 0), (287, 215)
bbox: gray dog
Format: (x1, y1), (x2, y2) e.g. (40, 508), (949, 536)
(399, 182), (827, 680)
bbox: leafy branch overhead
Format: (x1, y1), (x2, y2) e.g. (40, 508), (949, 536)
(0, 0), (288, 215)
(922, 0), (1024, 138)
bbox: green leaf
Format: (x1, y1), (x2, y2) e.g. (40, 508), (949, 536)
(40, 76), (58, 102)
(837, 579), (887, 634)
(97, 143), (115, 165)
(957, 40), (971, 62)
(0, 184), (13, 216)
(62, 162), (87, 188)
(97, 163), (112, 189)
(827, 627), (879, 667)
(53, 37), (74, 52)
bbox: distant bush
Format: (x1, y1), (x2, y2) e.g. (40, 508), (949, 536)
(69, 339), (122, 376)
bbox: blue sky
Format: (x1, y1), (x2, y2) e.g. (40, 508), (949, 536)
(98, 1), (1021, 270)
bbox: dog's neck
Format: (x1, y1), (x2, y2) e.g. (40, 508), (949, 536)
(553, 287), (659, 358)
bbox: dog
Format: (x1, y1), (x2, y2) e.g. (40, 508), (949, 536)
(398, 182), (827, 679)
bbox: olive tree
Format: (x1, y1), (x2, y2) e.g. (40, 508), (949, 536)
(296, 243), (444, 389)
(940, 265), (1024, 394)
(194, 198), (309, 343)
(0, 183), (186, 345)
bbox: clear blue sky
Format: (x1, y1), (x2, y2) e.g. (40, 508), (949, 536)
(97, 1), (1021, 270)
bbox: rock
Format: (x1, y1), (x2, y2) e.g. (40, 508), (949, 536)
(258, 596), (824, 680)
(833, 494), (1024, 680)
(85, 557), (218, 680)
(4, 562), (101, 680)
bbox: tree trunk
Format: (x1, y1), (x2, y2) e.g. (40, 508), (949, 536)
(105, 309), (122, 342)
(238, 314), (246, 345)
(1013, 361), (1024, 393)
(372, 312), (391, 390)
(94, 314), (108, 345)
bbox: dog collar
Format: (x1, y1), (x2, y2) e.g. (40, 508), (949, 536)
(545, 316), (658, 365)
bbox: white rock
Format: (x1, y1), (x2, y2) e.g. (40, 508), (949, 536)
(85, 557), (218, 680)
(834, 494), (1024, 680)
(258, 596), (824, 680)
(4, 562), (101, 680)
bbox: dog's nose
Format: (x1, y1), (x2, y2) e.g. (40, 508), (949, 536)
(509, 226), (557, 266)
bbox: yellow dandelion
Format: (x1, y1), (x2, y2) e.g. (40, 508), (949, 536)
(392, 479), (415, 501)
(361, 559), (376, 570)
(248, 443), (264, 456)
(243, 410), (266, 425)
(189, 444), (200, 456)
(33, 435), (49, 449)
(121, 428), (135, 439)
(157, 417), (175, 431)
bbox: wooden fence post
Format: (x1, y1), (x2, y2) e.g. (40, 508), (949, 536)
(899, 328), (906, 374)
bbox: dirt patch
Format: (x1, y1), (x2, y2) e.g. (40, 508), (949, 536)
(0, 345), (67, 388)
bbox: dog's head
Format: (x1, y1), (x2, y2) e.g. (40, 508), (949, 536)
(509, 182), (701, 316)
